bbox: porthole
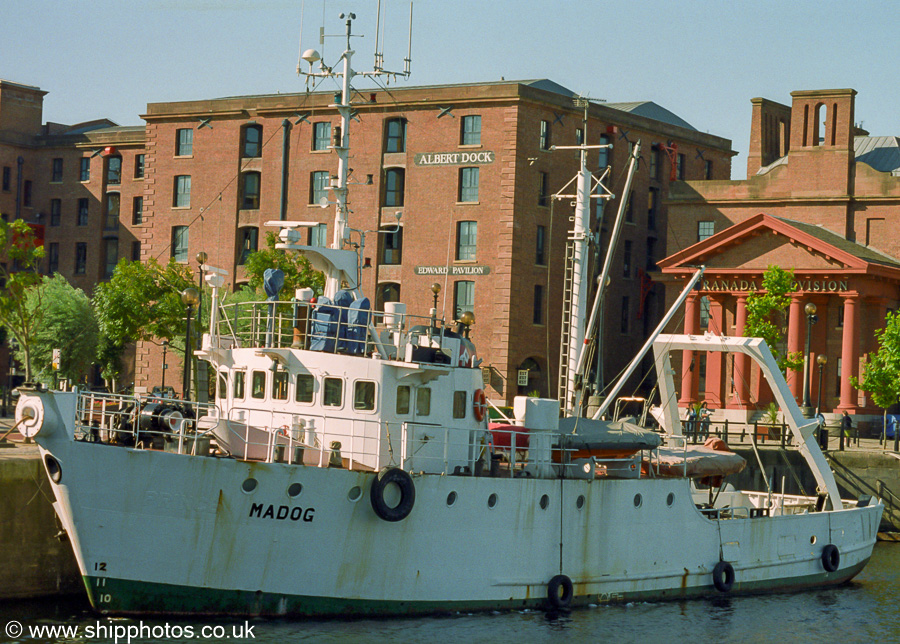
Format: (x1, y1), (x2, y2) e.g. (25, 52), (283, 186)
(287, 482), (303, 498)
(348, 486), (362, 502)
(241, 477), (258, 494)
(540, 494), (550, 510)
(576, 495), (585, 510)
(666, 492), (675, 507)
(488, 493), (498, 509)
(447, 491), (458, 507)
(810, 535), (817, 545)
(633, 494), (642, 508)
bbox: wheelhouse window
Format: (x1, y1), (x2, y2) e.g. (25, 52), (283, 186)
(324, 377), (343, 407)
(233, 371), (245, 399)
(241, 171), (261, 210)
(396, 385), (410, 414)
(272, 371), (289, 400)
(354, 381), (376, 411)
(218, 372), (227, 400)
(461, 115), (481, 145)
(295, 374), (314, 403)
(383, 168), (405, 207)
(176, 128), (193, 156)
(458, 167), (479, 202)
(313, 122), (331, 151)
(251, 370), (266, 399)
(242, 124), (262, 158)
(384, 118), (406, 153)
(416, 388), (431, 416)
(453, 391), (466, 418)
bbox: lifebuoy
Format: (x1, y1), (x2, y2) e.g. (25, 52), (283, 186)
(713, 560), (735, 593)
(547, 574), (573, 609)
(473, 389), (487, 422)
(370, 467), (416, 522)
(821, 544), (840, 572)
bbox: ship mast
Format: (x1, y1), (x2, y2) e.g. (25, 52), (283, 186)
(278, 8), (412, 298)
(552, 98), (614, 416)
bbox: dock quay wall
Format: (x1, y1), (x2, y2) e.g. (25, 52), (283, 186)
(0, 444), (81, 599)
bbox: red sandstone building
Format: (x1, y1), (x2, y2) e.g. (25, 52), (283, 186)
(661, 89), (900, 422)
(0, 77), (732, 404)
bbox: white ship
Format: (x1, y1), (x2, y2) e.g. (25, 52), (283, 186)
(14, 13), (882, 617)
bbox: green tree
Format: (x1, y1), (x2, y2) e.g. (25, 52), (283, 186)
(242, 232), (324, 295)
(0, 220), (45, 380)
(92, 258), (195, 378)
(15, 274), (99, 386)
(852, 311), (900, 410)
(743, 265), (803, 374)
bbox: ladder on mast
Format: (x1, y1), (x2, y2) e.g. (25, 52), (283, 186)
(557, 239), (578, 407)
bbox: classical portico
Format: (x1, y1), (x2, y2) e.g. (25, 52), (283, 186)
(658, 214), (900, 417)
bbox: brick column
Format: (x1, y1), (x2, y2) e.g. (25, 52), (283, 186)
(837, 294), (859, 412)
(706, 296), (725, 406)
(733, 295), (750, 407)
(679, 293), (700, 406)
(786, 296), (803, 400)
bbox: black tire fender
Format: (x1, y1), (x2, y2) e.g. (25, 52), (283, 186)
(370, 467), (416, 522)
(547, 574), (573, 609)
(713, 560), (735, 593)
(822, 544), (840, 572)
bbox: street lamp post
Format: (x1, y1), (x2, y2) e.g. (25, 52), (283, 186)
(195, 251), (207, 330)
(161, 341), (168, 390)
(430, 282), (441, 332)
(815, 354), (827, 417)
(181, 288), (200, 400)
(801, 302), (818, 417)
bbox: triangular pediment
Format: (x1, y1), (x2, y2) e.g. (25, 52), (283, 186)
(658, 213), (895, 274)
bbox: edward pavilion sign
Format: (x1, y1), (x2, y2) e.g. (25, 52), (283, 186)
(415, 265), (491, 276)
(414, 151), (495, 166)
(702, 279), (849, 293)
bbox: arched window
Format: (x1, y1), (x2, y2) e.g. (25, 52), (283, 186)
(241, 171), (261, 210)
(384, 168), (405, 207)
(376, 283), (401, 311)
(384, 118), (407, 153)
(242, 124), (262, 158)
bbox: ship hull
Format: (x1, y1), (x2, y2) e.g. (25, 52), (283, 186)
(41, 435), (882, 617)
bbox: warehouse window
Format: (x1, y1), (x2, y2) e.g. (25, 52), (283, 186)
(313, 122), (331, 151)
(384, 118), (406, 153)
(456, 221), (477, 261)
(242, 124), (262, 158)
(459, 167), (479, 202)
(176, 128), (193, 156)
(461, 115), (481, 145)
(384, 168), (405, 207)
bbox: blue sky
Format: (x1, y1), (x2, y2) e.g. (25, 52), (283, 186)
(4, 1), (898, 179)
